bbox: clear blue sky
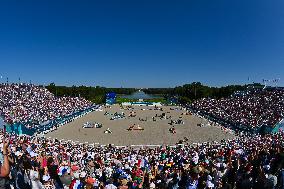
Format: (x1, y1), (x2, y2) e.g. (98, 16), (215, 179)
(0, 0), (283, 88)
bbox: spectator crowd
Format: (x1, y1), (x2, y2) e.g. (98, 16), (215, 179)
(191, 88), (284, 129)
(0, 84), (284, 188)
(0, 131), (284, 189)
(0, 83), (92, 129)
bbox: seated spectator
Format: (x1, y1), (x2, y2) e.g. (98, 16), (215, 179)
(190, 88), (284, 130)
(0, 83), (92, 130)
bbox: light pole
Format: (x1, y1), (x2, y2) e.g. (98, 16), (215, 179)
(194, 84), (197, 99)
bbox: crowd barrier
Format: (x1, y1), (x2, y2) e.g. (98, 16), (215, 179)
(5, 106), (98, 136)
(271, 118), (284, 133)
(0, 117), (4, 129)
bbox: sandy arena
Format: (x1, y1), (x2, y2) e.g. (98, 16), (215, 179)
(45, 105), (235, 146)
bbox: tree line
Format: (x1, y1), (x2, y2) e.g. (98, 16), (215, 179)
(46, 82), (264, 104)
(143, 82), (264, 104)
(45, 83), (136, 104)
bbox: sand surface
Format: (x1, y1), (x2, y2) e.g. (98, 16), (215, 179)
(46, 105), (235, 146)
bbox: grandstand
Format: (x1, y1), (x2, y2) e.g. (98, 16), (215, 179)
(190, 87), (284, 134)
(1, 83), (283, 135)
(0, 83), (283, 189)
(0, 83), (94, 135)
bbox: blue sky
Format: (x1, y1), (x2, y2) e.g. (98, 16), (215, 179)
(0, 0), (283, 87)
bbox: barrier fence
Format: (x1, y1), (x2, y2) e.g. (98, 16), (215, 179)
(272, 118), (284, 133)
(5, 105), (98, 135)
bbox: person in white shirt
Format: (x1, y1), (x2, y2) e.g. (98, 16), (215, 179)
(105, 179), (117, 189)
(30, 166), (44, 189)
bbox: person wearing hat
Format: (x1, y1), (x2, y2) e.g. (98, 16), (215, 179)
(59, 168), (72, 188)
